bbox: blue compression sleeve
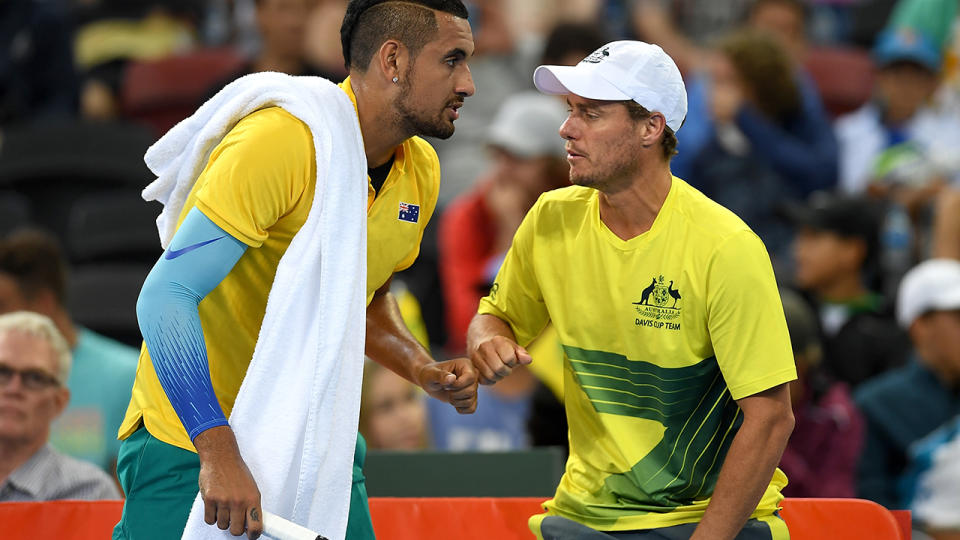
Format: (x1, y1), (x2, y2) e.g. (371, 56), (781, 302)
(136, 207), (248, 441)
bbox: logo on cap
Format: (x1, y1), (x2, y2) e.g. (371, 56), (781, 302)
(582, 46), (610, 64)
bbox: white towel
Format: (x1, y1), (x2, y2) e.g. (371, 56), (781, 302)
(141, 72), (368, 540)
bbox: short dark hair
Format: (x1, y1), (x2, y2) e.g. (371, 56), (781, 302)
(623, 101), (678, 161)
(540, 22), (609, 66)
(340, 0), (469, 71)
(0, 229), (68, 305)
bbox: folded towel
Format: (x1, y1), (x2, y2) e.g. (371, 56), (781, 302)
(142, 72), (368, 540)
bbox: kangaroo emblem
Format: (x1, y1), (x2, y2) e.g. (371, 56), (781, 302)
(639, 278), (657, 305)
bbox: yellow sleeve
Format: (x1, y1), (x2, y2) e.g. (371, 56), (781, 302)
(705, 230), (797, 400)
(194, 107), (315, 247)
(477, 197), (550, 347)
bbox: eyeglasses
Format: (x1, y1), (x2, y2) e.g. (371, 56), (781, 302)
(0, 364), (60, 390)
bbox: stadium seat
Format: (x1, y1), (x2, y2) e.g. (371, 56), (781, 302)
(803, 46), (875, 118)
(68, 263), (151, 347)
(0, 121), (154, 188)
(370, 497), (547, 540)
(66, 192), (162, 264)
(0, 500), (122, 540)
(121, 47), (247, 135)
(0, 498), (912, 540)
(0, 192), (32, 236)
(0, 121), (155, 238)
(780, 498), (905, 540)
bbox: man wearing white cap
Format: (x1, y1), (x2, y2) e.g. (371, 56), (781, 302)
(855, 258), (960, 510)
(467, 41), (796, 539)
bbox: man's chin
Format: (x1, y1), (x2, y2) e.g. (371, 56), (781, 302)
(570, 174), (596, 188)
(426, 120), (456, 140)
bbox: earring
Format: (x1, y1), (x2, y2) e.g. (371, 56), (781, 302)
(392, 76), (399, 84)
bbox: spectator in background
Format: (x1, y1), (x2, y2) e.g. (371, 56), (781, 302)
(788, 193), (910, 388)
(630, 0), (755, 74)
(855, 258), (960, 509)
(900, 412), (960, 540)
(678, 29), (838, 266)
(206, 0), (333, 99)
(432, 92), (567, 452)
(430, 14), (607, 206)
(0, 311), (119, 501)
(0, 230), (137, 476)
(539, 22), (609, 67)
(73, 1), (200, 121)
(439, 92), (568, 354)
(747, 0), (809, 62)
(358, 360), (429, 450)
(778, 288), (864, 498)
(932, 189), (960, 260)
(0, 0), (78, 125)
(303, 0), (350, 82)
(835, 27), (960, 200)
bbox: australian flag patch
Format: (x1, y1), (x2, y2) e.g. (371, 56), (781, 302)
(398, 202), (420, 223)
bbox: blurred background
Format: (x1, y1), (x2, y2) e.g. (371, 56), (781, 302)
(3, 0), (960, 537)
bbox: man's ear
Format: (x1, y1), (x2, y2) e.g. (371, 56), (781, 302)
(53, 387), (70, 417)
(639, 114), (666, 148)
(376, 39), (408, 84)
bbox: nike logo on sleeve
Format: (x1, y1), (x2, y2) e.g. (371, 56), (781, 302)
(164, 236), (226, 260)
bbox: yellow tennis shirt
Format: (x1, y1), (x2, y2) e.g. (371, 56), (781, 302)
(119, 78), (440, 451)
(478, 178), (797, 533)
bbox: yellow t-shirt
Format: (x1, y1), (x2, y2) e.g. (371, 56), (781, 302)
(478, 178), (797, 533)
(119, 78), (440, 451)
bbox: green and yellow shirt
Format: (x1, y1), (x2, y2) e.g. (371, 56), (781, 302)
(479, 178), (796, 533)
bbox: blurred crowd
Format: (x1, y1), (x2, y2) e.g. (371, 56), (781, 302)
(2, 0), (960, 537)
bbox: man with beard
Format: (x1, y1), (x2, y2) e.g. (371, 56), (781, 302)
(467, 41), (796, 540)
(113, 1), (477, 539)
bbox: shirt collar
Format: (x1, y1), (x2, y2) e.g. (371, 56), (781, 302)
(338, 76), (409, 176)
(338, 76), (360, 118)
(5, 445), (54, 499)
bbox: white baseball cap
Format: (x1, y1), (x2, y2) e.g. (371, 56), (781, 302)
(897, 258), (960, 327)
(533, 40), (687, 132)
(487, 92), (568, 159)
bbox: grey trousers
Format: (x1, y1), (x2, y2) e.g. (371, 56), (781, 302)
(540, 515), (784, 540)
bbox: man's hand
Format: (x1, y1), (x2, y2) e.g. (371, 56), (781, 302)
(194, 426), (263, 539)
(470, 335), (532, 385)
(415, 358), (478, 414)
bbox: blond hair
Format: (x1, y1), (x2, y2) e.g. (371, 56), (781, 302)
(0, 311), (72, 384)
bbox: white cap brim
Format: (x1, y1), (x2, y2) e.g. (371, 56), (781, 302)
(896, 258), (960, 327)
(534, 65), (631, 101)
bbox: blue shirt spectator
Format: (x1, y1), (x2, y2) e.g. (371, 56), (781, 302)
(671, 30), (838, 264)
(427, 384), (530, 451)
(854, 259), (960, 509)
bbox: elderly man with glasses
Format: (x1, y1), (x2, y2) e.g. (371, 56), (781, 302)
(0, 311), (119, 501)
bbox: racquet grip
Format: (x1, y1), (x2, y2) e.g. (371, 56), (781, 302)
(261, 510), (327, 540)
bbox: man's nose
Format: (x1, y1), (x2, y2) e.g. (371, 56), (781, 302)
(456, 66), (476, 97)
(559, 116), (577, 140)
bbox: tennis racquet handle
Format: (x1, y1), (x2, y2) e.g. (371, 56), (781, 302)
(261, 510), (328, 540)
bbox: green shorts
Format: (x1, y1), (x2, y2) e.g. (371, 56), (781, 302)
(112, 426), (374, 540)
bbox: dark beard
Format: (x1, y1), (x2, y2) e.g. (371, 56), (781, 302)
(394, 78), (456, 140)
